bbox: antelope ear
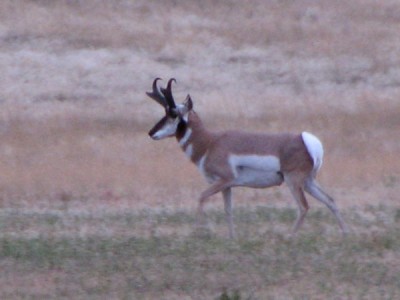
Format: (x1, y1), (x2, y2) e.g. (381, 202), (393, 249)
(184, 94), (193, 111)
(174, 94), (193, 117)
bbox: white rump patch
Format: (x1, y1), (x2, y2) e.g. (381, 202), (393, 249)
(301, 131), (324, 172)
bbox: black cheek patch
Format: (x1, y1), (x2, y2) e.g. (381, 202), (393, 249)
(175, 119), (188, 140)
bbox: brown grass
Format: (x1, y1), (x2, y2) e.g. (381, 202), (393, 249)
(0, 0), (400, 298)
(0, 0), (398, 212)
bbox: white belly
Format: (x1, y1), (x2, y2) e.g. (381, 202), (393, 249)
(228, 154), (283, 188)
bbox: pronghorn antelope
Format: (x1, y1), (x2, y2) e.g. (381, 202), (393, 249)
(147, 78), (348, 238)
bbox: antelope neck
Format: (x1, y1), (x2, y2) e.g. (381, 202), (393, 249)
(176, 112), (212, 163)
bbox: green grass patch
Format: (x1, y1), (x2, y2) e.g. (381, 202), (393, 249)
(0, 206), (399, 299)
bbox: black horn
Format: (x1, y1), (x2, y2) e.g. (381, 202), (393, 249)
(146, 78), (167, 107)
(161, 78), (177, 109)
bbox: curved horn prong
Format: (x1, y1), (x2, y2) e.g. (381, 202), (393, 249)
(167, 78), (176, 90)
(146, 78), (167, 107)
(161, 78), (177, 109)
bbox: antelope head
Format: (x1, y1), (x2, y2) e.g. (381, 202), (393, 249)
(147, 78), (193, 140)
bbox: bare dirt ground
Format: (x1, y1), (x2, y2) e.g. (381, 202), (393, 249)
(0, 0), (400, 298)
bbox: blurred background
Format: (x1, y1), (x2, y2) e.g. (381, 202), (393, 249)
(0, 0), (399, 211)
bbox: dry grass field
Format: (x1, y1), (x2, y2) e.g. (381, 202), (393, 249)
(0, 0), (400, 299)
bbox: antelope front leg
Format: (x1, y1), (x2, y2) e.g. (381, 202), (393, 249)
(197, 180), (232, 231)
